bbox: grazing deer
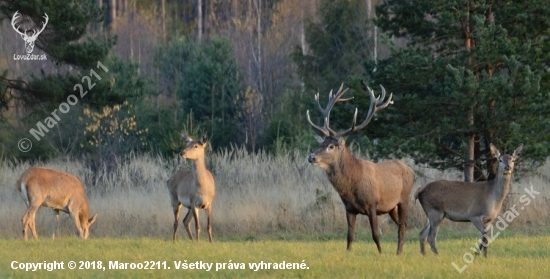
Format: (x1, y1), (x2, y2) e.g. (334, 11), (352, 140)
(16, 167), (98, 240)
(168, 134), (215, 242)
(307, 84), (415, 255)
(416, 144), (523, 257)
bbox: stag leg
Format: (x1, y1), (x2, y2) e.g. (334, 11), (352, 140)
(206, 206), (213, 243)
(182, 208), (194, 240)
(389, 207), (400, 252)
(52, 209), (60, 239)
(367, 208), (382, 254)
(172, 203), (182, 242)
(390, 204), (408, 255)
(192, 207), (201, 241)
(345, 211), (357, 251)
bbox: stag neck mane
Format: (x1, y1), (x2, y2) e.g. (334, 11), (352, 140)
(327, 141), (365, 195)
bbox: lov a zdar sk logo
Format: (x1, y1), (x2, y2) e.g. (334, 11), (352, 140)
(11, 11), (48, 60)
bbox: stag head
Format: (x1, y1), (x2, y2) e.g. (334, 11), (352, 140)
(11, 11), (49, 54)
(307, 84), (393, 169)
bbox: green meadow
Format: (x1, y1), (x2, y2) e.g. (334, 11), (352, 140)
(1, 231), (549, 279)
(2, 151), (549, 278)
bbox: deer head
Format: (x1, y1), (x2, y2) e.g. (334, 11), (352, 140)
(11, 11), (49, 54)
(180, 134), (208, 160)
(307, 84), (393, 168)
(491, 143), (522, 176)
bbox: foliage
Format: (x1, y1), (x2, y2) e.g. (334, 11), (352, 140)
(293, 0), (373, 93)
(160, 36), (245, 150)
(371, 0), (550, 180)
(79, 101), (148, 158)
(0, 0), (115, 115)
(292, 0), (386, 146)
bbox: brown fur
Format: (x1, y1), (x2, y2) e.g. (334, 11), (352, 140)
(16, 167), (97, 240)
(416, 144), (523, 257)
(167, 135), (215, 242)
(309, 136), (415, 255)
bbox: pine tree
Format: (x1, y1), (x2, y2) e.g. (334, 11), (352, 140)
(0, 0), (115, 111)
(370, 0), (550, 180)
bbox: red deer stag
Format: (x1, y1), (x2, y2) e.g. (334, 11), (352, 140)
(168, 134), (215, 242)
(416, 143), (523, 257)
(307, 84), (415, 255)
(16, 167), (98, 240)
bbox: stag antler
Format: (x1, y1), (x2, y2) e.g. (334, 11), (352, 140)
(306, 83), (353, 137)
(306, 84), (393, 138)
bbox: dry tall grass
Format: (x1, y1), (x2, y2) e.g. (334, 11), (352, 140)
(1, 148), (548, 240)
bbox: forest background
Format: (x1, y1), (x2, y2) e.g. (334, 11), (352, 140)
(1, 0), (550, 182)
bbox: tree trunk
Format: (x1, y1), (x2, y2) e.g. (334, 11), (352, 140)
(110, 0), (116, 30)
(463, 1), (474, 182)
(162, 0), (166, 43)
(197, 0), (203, 42)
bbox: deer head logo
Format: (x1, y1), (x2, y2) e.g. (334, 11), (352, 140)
(11, 11), (49, 54)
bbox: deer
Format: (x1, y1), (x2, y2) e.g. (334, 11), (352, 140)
(306, 84), (415, 255)
(168, 134), (215, 243)
(16, 167), (98, 240)
(416, 143), (523, 257)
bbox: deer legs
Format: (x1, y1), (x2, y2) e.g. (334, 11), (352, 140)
(52, 209), (60, 239)
(346, 205), (409, 255)
(345, 212), (357, 250)
(419, 210), (444, 255)
(367, 208), (383, 254)
(389, 204), (408, 255)
(172, 203), (182, 242)
(471, 217), (490, 257)
(173, 203), (213, 243)
(21, 203), (40, 240)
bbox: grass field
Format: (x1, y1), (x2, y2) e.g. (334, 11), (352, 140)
(1, 231), (549, 278)
(1, 149), (549, 278)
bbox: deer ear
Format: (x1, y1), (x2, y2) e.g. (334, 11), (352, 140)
(489, 143), (501, 158)
(181, 133), (193, 143)
(314, 135), (324, 144)
(337, 136), (344, 146)
(88, 213), (98, 226)
(513, 144), (523, 158)
(201, 134), (208, 145)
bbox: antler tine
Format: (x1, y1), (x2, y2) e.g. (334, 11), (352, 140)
(306, 110), (330, 137)
(307, 83), (354, 137)
(338, 84), (393, 137)
(314, 93), (323, 114)
(324, 84), (352, 129)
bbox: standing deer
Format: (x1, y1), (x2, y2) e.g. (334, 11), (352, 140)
(16, 167), (98, 240)
(416, 144), (523, 257)
(168, 134), (215, 242)
(307, 84), (415, 255)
